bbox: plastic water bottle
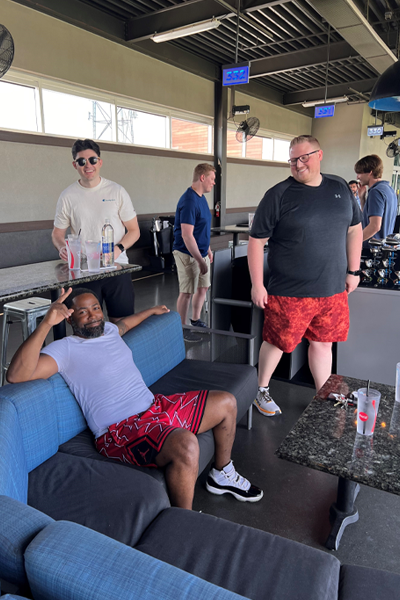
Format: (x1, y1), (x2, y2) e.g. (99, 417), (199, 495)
(101, 219), (114, 267)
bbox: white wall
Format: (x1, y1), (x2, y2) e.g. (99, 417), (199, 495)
(0, 140), (212, 223)
(227, 162), (290, 209)
(311, 103), (364, 181)
(312, 102), (398, 182)
(234, 91), (312, 136)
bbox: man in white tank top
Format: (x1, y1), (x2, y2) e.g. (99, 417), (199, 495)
(7, 288), (263, 509)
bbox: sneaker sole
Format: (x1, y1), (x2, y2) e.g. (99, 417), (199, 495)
(205, 481), (263, 503)
(253, 399), (282, 417)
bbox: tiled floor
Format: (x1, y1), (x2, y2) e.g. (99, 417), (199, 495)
(1, 269), (400, 574)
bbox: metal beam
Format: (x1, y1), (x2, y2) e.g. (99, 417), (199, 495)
(126, 0), (231, 42)
(242, 0), (292, 10)
(126, 0), (277, 43)
(8, 0), (125, 39)
(283, 77), (377, 105)
(214, 82), (228, 226)
(250, 41), (356, 77)
(131, 38), (220, 81)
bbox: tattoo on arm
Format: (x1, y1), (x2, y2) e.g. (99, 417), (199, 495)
(118, 320), (128, 336)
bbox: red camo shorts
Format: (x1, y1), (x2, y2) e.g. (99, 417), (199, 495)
(95, 390), (208, 468)
(263, 291), (349, 354)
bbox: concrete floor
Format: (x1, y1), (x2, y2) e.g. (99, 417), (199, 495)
(1, 269), (400, 575)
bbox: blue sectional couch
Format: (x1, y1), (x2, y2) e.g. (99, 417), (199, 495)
(1, 310), (400, 600)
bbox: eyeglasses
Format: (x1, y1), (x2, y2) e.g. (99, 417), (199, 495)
(74, 156), (100, 167)
(288, 150), (319, 166)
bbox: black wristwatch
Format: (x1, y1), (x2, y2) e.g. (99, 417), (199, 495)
(347, 269), (362, 276)
(116, 243), (125, 253)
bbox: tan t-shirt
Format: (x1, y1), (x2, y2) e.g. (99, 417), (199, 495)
(54, 178), (136, 263)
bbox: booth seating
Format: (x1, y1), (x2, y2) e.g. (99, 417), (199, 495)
(1, 310), (400, 600)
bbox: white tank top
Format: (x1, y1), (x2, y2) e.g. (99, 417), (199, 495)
(41, 322), (154, 437)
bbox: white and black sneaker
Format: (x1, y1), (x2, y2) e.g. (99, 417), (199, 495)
(254, 387), (282, 417)
(206, 461), (263, 502)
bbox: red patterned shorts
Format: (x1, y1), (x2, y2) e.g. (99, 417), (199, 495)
(95, 390), (208, 468)
(263, 291), (349, 354)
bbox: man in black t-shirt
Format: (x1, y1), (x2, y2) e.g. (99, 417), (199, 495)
(248, 135), (362, 417)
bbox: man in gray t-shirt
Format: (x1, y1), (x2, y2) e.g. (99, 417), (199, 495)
(7, 287), (263, 509)
(248, 135), (362, 418)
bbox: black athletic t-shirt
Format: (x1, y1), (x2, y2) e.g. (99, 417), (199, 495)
(250, 174), (362, 298)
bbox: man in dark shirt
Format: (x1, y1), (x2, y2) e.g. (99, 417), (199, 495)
(173, 164), (215, 331)
(248, 135), (362, 416)
(354, 154), (397, 242)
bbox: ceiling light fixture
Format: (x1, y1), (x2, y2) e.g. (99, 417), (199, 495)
(369, 60), (400, 111)
(151, 18), (221, 43)
(302, 96), (349, 108)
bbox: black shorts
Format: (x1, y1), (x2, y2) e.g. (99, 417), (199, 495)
(84, 273), (135, 318)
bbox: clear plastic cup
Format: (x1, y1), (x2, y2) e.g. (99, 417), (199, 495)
(357, 388), (381, 436)
(66, 237), (81, 271)
(85, 240), (101, 272)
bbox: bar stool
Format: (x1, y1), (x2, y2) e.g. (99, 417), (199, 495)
(1, 297), (51, 386)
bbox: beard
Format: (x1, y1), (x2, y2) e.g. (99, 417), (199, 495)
(71, 319), (105, 339)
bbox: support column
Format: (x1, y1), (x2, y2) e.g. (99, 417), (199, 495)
(214, 81), (228, 227)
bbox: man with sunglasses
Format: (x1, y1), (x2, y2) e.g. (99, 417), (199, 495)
(248, 135), (362, 416)
(52, 139), (140, 320)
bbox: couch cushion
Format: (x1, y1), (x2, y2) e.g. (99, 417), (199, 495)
(0, 495), (53, 588)
(49, 373), (87, 445)
(0, 400), (28, 502)
(25, 521), (248, 600)
(0, 380), (58, 472)
(58, 428), (166, 485)
(122, 311), (185, 386)
(149, 359), (257, 422)
(136, 508), (341, 600)
(28, 452), (170, 547)
(339, 564), (400, 600)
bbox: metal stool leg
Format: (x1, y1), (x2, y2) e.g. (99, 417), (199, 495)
(1, 313), (12, 386)
(0, 298), (51, 386)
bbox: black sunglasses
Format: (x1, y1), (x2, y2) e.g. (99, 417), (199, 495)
(74, 156), (100, 167)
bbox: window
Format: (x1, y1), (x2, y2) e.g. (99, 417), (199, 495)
(0, 74), (212, 154)
(0, 73), (292, 162)
(274, 138), (290, 162)
(0, 81), (39, 132)
(246, 136), (263, 160)
(262, 138), (273, 160)
(171, 118), (212, 153)
(117, 107), (168, 148)
(227, 129), (245, 157)
(227, 128), (291, 162)
(42, 90), (114, 141)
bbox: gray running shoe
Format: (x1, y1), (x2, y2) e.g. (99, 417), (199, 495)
(253, 387), (282, 417)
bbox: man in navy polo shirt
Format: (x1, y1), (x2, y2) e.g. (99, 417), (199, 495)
(173, 164), (215, 332)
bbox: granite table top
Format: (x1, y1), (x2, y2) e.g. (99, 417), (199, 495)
(0, 260), (142, 304)
(276, 374), (400, 495)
